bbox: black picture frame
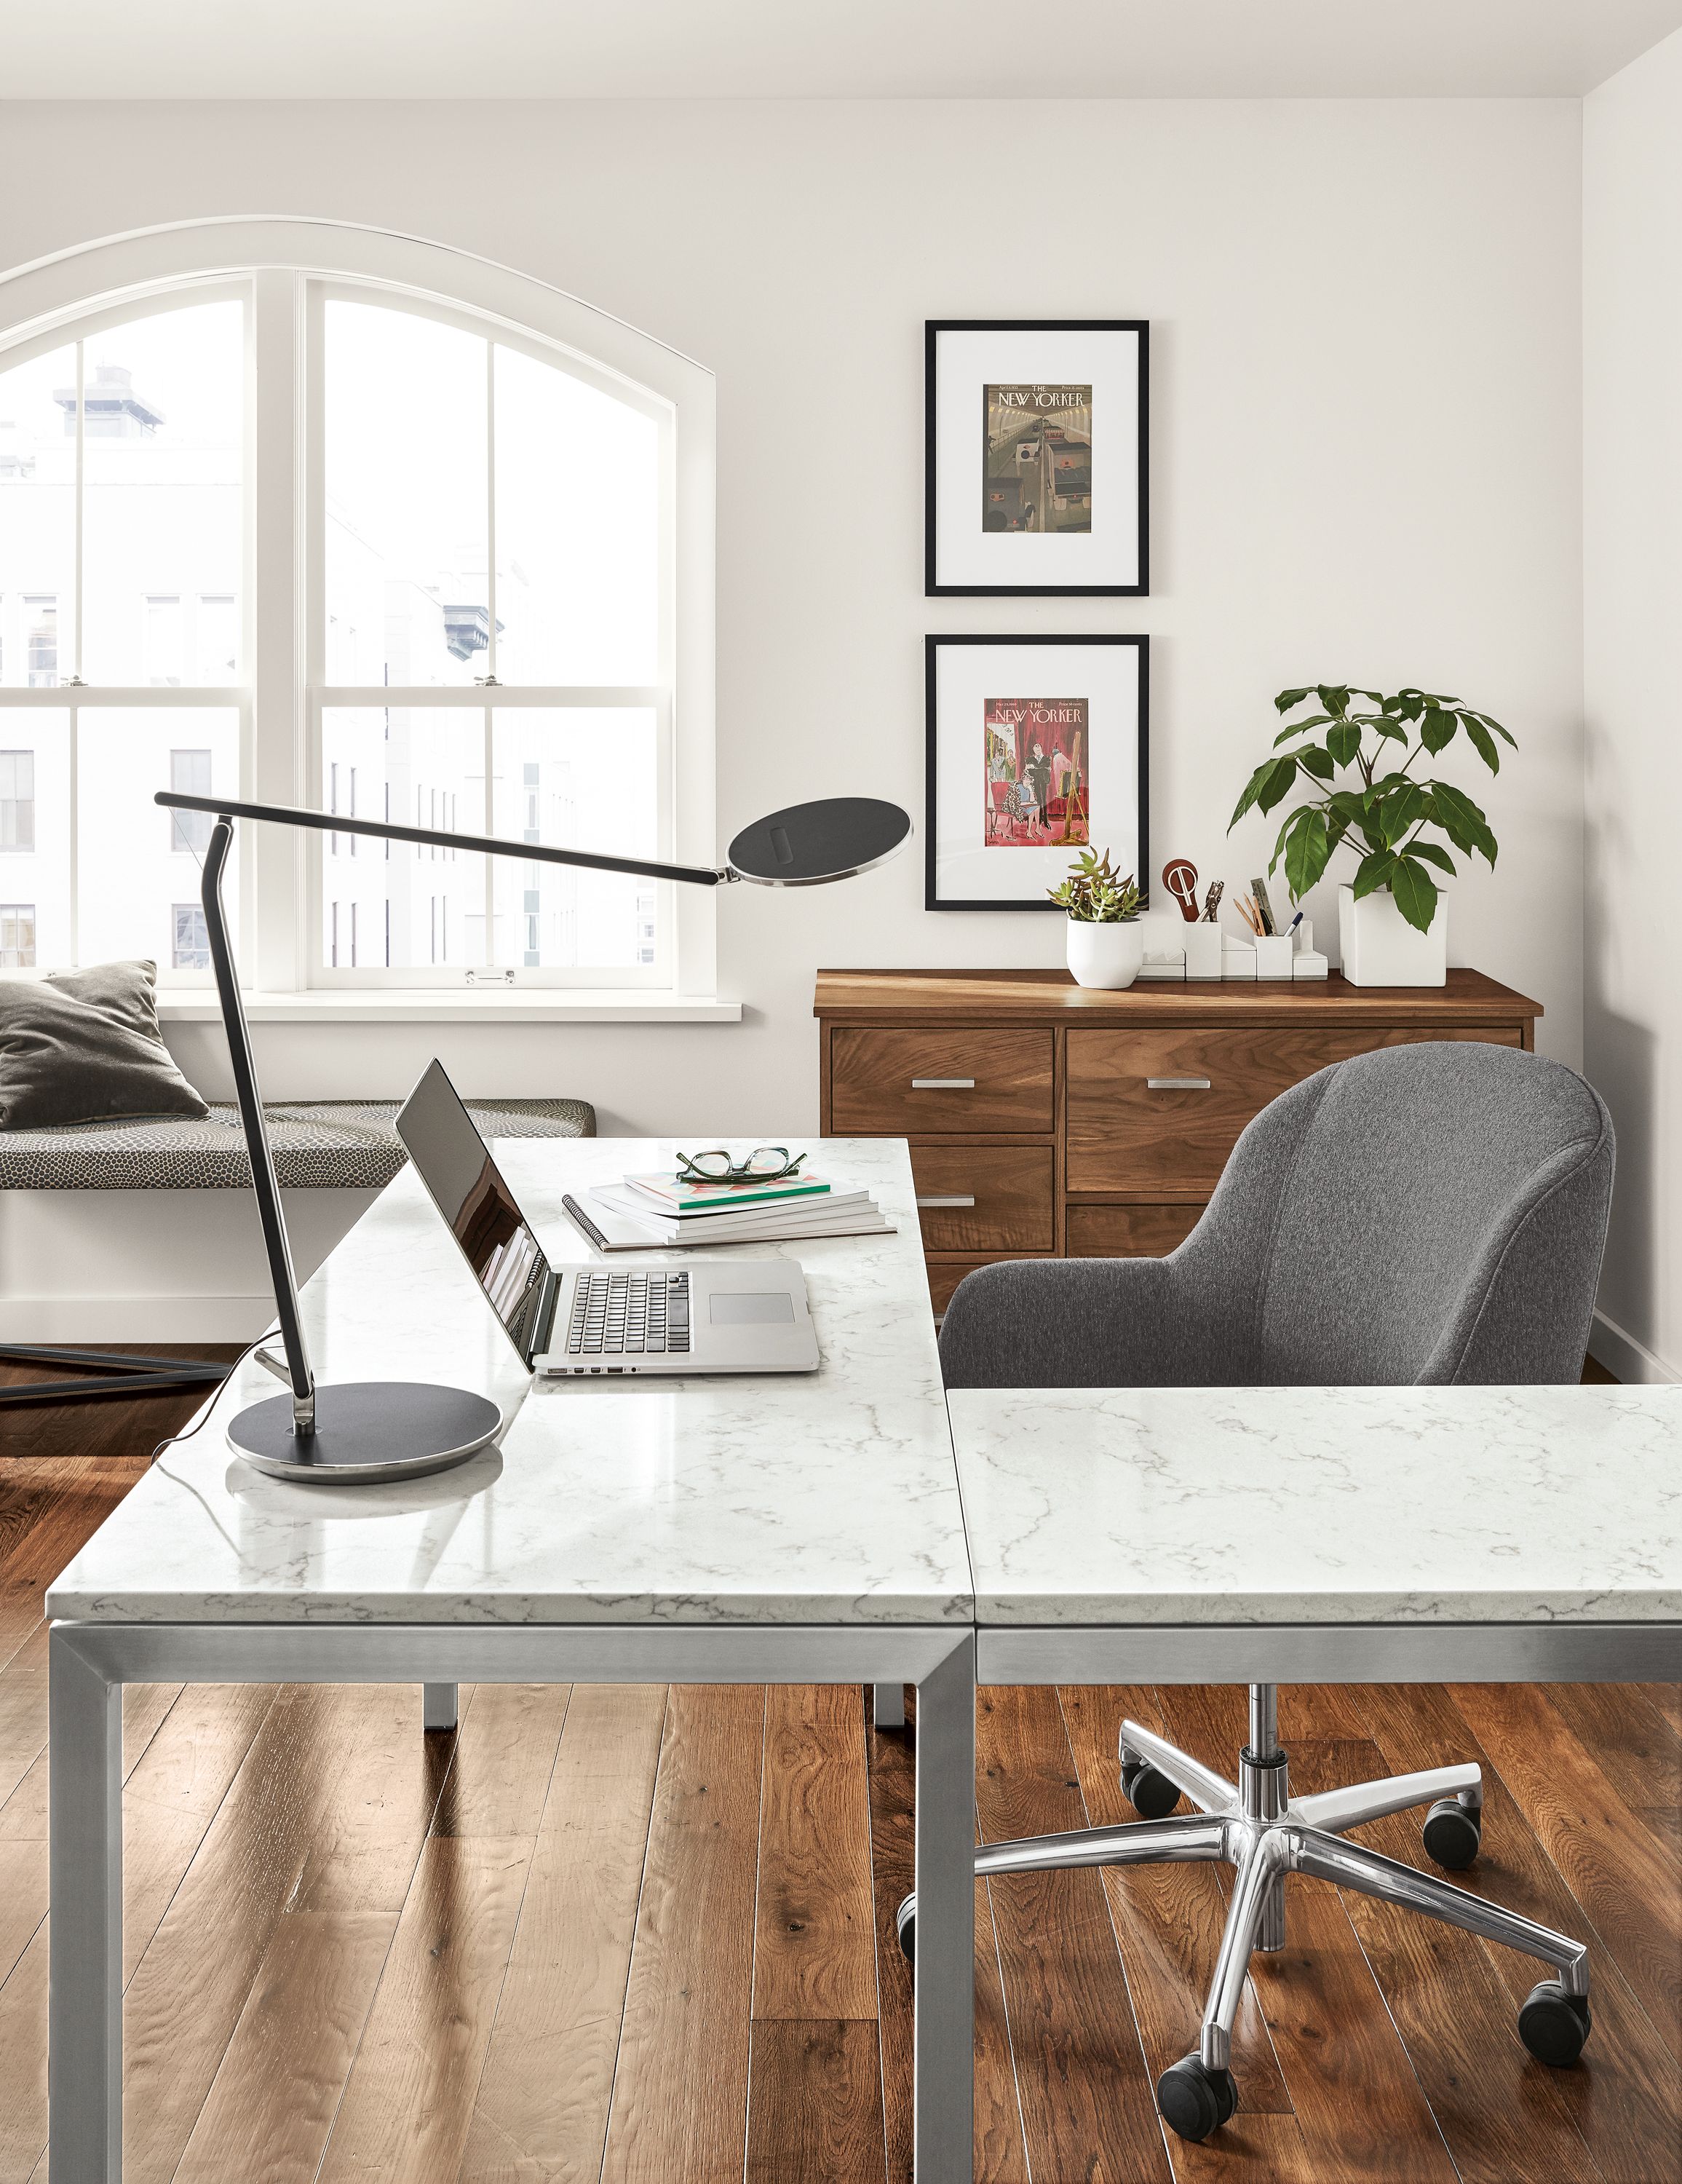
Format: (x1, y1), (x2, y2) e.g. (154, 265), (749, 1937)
(925, 319), (1149, 597)
(925, 633), (1150, 912)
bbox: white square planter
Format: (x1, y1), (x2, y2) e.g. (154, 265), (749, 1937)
(1338, 884), (1447, 987)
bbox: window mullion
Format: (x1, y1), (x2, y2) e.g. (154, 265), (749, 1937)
(250, 269), (305, 992)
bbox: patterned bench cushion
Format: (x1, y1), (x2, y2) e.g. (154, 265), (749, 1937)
(0, 1097), (595, 1191)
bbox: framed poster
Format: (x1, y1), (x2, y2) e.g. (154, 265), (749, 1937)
(925, 320), (1149, 596)
(926, 634), (1149, 911)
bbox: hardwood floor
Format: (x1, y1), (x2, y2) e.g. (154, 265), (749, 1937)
(1, 1353), (1678, 2183)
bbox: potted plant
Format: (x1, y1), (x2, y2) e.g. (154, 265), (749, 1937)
(1229, 683), (1511, 986)
(1049, 847), (1143, 989)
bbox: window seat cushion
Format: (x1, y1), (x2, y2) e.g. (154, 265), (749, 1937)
(0, 1097), (595, 1191)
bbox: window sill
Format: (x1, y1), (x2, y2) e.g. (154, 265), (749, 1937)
(154, 990), (743, 1026)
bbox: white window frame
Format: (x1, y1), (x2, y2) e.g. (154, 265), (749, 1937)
(0, 218), (718, 1003)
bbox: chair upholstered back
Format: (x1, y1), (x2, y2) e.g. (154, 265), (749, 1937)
(1178, 1041), (1614, 1385)
(937, 1040), (1615, 1393)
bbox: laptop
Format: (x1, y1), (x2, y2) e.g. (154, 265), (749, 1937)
(394, 1060), (820, 1378)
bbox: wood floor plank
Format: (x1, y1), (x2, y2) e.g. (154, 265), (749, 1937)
(460, 1682), (666, 2184)
(0, 1837), (44, 1993)
(1331, 1795), (1607, 2183)
(599, 1685), (765, 2184)
(745, 2018), (888, 2183)
(1542, 1683), (1682, 1816)
(753, 1682), (877, 2021)
(1450, 1682), (1682, 2063)
(865, 1693), (1026, 2184)
(120, 1683), (454, 2183)
(432, 1682), (570, 1840)
(1640, 1685), (1682, 1740)
(1357, 1680), (1682, 2184)
(1159, 1696), (1459, 2184)
(173, 1908), (400, 2184)
(975, 1682), (1174, 2184)
(1059, 1686), (1293, 2123)
(0, 1917), (48, 2184)
(316, 1837), (533, 2184)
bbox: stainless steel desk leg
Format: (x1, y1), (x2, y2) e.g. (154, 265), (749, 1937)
(913, 1635), (975, 2183)
(423, 1682), (459, 1733)
(50, 1629), (122, 2182)
(874, 1680), (907, 1728)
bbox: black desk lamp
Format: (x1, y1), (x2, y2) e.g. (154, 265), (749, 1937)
(154, 788), (911, 1484)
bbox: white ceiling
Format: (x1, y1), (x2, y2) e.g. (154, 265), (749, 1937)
(4, 0), (1678, 100)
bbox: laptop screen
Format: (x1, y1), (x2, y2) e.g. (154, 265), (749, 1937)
(395, 1060), (550, 1361)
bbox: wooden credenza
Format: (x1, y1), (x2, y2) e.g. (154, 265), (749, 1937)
(814, 968), (1541, 1313)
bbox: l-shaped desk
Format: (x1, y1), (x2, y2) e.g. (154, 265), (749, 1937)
(44, 1137), (1682, 2182)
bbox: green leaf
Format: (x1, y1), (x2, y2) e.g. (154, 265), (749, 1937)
(1366, 715), (1408, 743)
(1392, 689), (1425, 722)
(1254, 753), (1300, 815)
(1464, 717), (1500, 773)
(1420, 705), (1456, 756)
(1296, 744), (1335, 780)
(1283, 807), (1332, 899)
(1352, 849), (1397, 900)
(1317, 685), (1350, 718)
(1407, 840), (1457, 875)
(1475, 711), (1518, 748)
(1389, 855), (1440, 933)
(1326, 719), (1362, 769)
(1228, 758), (1277, 828)
(1274, 687), (1312, 713)
(1273, 713), (1332, 745)
(1429, 781), (1497, 866)
(1380, 783), (1428, 846)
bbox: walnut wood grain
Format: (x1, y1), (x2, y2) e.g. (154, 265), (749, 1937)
(815, 965), (1542, 1027)
(909, 1142), (1055, 1251)
(752, 1683), (877, 2020)
(1065, 1202), (1205, 1257)
(745, 2020), (887, 2184)
(1067, 1023), (1523, 1194)
(829, 1026), (1053, 1133)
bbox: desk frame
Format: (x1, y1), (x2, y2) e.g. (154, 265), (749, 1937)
(49, 1621), (976, 2184)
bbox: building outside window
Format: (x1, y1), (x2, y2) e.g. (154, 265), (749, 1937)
(0, 223), (707, 994)
(1, 902), (37, 967)
(172, 902), (210, 969)
(169, 748), (213, 852)
(0, 749), (33, 850)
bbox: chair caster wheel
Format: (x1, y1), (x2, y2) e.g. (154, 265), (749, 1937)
(1518, 1980), (1591, 2067)
(1121, 1758), (1181, 1820)
(1421, 1796), (1481, 1870)
(1157, 2053), (1239, 2143)
(895, 1893), (916, 1966)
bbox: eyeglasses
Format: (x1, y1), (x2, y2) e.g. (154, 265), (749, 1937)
(675, 1146), (808, 1184)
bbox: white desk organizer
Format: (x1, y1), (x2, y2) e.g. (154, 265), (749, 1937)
(1139, 911), (1330, 981)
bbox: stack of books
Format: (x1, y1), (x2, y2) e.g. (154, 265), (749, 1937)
(563, 1166), (894, 1252)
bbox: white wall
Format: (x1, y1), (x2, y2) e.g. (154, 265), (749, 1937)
(1584, 33), (1682, 1383)
(0, 99), (1585, 1132)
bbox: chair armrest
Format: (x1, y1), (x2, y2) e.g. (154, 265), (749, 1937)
(939, 1257), (1218, 1390)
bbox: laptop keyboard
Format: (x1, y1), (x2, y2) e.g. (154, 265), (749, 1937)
(566, 1270), (690, 1358)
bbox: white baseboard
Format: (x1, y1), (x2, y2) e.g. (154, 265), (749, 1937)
(1, 1294), (277, 1343)
(1589, 1307), (1679, 1387)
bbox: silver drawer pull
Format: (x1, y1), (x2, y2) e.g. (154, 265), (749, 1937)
(917, 1195), (977, 1209)
(911, 1077), (975, 1090)
(1147, 1077), (1213, 1090)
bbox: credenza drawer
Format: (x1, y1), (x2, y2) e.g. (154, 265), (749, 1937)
(830, 1027), (1053, 1133)
(1066, 1024), (1522, 1192)
(910, 1142), (1055, 1252)
(1066, 1202), (1205, 1258)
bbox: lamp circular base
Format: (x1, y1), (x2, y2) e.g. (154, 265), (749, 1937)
(227, 1382), (503, 1484)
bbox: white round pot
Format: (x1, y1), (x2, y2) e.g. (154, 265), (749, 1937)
(1066, 918), (1143, 989)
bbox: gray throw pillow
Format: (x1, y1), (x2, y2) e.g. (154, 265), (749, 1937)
(0, 960), (211, 1129)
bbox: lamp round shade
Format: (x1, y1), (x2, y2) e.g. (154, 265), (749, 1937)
(726, 797), (911, 887)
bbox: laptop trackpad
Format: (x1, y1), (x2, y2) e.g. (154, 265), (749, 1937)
(709, 1292), (796, 1325)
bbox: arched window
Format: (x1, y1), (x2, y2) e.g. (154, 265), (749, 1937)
(0, 220), (715, 997)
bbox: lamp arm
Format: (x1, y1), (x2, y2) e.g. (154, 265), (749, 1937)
(200, 818), (317, 1433)
(158, 792), (727, 887)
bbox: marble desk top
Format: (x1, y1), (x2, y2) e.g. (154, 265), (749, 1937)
(49, 1139), (973, 1629)
(951, 1383), (1682, 1626)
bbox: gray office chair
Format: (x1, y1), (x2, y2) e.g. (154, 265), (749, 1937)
(900, 1040), (1616, 2144)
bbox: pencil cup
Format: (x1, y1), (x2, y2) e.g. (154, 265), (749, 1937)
(1255, 934), (1295, 979)
(1183, 924), (1224, 980)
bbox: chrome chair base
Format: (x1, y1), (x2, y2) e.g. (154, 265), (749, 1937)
(897, 1684), (1592, 2143)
